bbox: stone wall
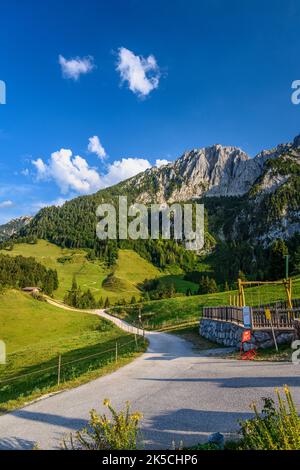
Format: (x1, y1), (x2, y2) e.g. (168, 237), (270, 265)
(200, 318), (294, 350)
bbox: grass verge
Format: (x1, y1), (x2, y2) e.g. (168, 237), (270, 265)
(164, 325), (221, 351)
(224, 343), (293, 362)
(0, 289), (147, 413)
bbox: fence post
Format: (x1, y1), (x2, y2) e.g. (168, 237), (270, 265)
(272, 306), (279, 352)
(57, 354), (61, 386)
(135, 334), (138, 350)
(250, 307), (254, 329)
(115, 341), (118, 364)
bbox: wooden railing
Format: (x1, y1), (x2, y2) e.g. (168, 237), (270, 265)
(251, 307), (300, 329)
(202, 305), (300, 330)
(202, 306), (244, 325)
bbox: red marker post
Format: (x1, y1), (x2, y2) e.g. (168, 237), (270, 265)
(240, 329), (256, 360)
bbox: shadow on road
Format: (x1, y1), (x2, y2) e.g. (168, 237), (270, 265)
(143, 408), (253, 449)
(138, 375), (300, 389)
(11, 409), (88, 430)
(0, 436), (35, 450)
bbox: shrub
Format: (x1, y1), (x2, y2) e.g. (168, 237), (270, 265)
(63, 399), (143, 450)
(238, 386), (300, 450)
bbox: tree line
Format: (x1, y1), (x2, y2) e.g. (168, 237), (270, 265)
(0, 254), (58, 295)
(63, 277), (110, 309)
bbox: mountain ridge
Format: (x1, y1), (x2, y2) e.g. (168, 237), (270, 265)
(119, 135), (300, 203)
(3, 133), (300, 251)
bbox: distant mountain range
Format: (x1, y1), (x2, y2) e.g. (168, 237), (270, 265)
(4, 134), (300, 248)
(0, 216), (32, 241)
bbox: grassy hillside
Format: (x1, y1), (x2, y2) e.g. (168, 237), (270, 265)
(110, 249), (161, 297)
(112, 277), (300, 329)
(0, 240), (105, 299)
(0, 241), (167, 303)
(0, 289), (146, 411)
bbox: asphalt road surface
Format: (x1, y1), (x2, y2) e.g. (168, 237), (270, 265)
(0, 310), (299, 450)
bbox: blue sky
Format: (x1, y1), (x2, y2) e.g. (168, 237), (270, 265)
(0, 0), (300, 223)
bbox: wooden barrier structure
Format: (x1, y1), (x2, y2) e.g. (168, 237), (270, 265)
(202, 306), (244, 325)
(237, 278), (293, 309)
(203, 305), (300, 330)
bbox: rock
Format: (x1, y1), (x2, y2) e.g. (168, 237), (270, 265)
(207, 432), (225, 449)
(254, 331), (271, 343)
(293, 134), (300, 148)
(276, 332), (294, 345)
(260, 339), (274, 349)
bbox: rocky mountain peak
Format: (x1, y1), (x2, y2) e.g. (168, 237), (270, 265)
(293, 134), (300, 148)
(127, 135), (300, 204)
(132, 143), (258, 203)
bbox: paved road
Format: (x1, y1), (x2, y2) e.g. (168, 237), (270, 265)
(0, 309), (299, 450)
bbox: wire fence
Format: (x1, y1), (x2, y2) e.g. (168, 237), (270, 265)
(0, 334), (146, 391)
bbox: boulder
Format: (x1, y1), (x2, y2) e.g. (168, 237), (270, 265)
(253, 331), (270, 343)
(260, 339), (274, 349)
(276, 332), (294, 345)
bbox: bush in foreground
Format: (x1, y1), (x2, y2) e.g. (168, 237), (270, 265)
(238, 386), (300, 450)
(63, 399), (143, 450)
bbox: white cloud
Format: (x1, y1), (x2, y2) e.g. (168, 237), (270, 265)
(59, 55), (95, 81)
(31, 143), (174, 197)
(102, 158), (151, 187)
(32, 149), (102, 194)
(88, 135), (106, 159)
(32, 148), (152, 195)
(116, 47), (160, 97)
(155, 159), (170, 168)
(32, 158), (47, 176)
(0, 200), (13, 208)
(21, 168), (29, 176)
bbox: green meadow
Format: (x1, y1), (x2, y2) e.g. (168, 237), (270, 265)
(0, 289), (146, 411)
(112, 277), (300, 330)
(0, 241), (164, 303)
(0, 240), (199, 303)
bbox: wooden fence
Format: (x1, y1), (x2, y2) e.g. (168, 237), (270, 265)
(202, 305), (300, 330)
(202, 306), (244, 325)
(251, 307), (300, 329)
